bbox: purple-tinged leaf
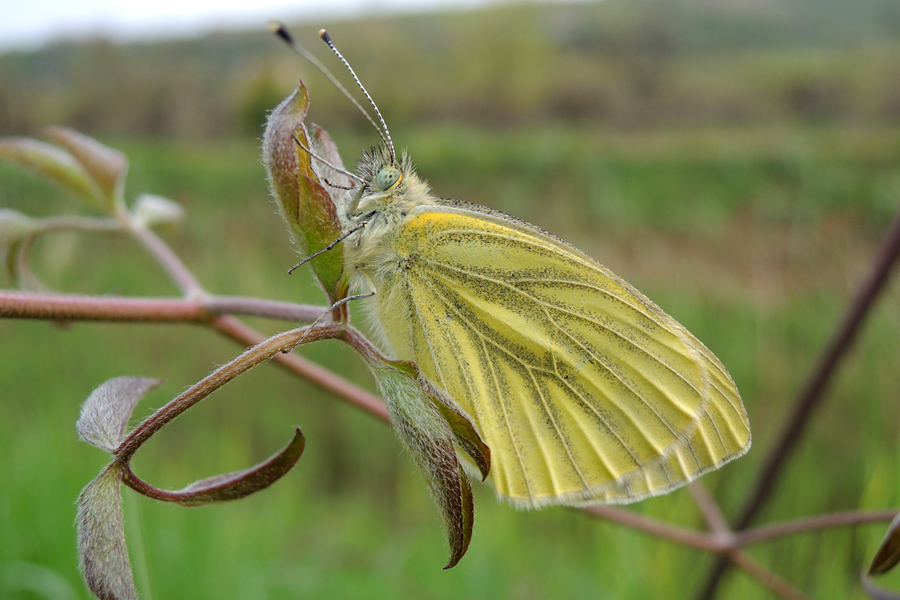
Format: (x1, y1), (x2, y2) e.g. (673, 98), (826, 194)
(870, 512), (900, 576)
(308, 123), (351, 189)
(45, 127), (128, 213)
(0, 137), (104, 207)
(388, 359), (490, 481)
(368, 360), (477, 568)
(262, 81), (346, 302)
(77, 465), (137, 600)
(77, 377), (162, 453)
(121, 428), (305, 506)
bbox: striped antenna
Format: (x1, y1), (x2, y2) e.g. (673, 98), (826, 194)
(319, 29), (397, 165)
(270, 22), (385, 149)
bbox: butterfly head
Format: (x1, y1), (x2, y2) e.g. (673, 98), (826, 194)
(345, 145), (430, 219)
(375, 165), (402, 192)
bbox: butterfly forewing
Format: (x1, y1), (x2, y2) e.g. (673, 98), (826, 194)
(368, 206), (750, 507)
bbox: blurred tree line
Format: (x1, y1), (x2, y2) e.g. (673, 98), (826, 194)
(1, 0), (899, 140)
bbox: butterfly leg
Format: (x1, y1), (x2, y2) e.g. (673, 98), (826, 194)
(283, 290), (376, 353)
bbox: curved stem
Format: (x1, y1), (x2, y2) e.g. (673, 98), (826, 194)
(211, 315), (390, 421)
(0, 289), (389, 421)
(115, 323), (343, 462)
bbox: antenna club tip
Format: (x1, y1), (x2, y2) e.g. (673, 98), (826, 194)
(319, 29), (332, 43)
(270, 21), (293, 43)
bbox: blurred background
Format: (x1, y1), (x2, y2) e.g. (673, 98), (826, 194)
(2, 0), (900, 598)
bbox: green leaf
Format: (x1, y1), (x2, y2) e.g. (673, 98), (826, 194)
(262, 81), (347, 303)
(387, 359), (490, 480)
(0, 137), (105, 208)
(45, 127), (128, 213)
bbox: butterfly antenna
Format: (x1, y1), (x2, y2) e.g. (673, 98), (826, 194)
(291, 133), (363, 185)
(270, 22), (384, 143)
(319, 29), (397, 165)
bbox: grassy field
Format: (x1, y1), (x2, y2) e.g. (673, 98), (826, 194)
(2, 120), (900, 599)
(3, 0), (900, 597)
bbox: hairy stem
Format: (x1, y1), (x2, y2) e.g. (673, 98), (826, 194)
(115, 323), (342, 462)
(0, 290), (327, 323)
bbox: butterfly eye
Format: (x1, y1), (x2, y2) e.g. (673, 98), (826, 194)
(375, 166), (402, 191)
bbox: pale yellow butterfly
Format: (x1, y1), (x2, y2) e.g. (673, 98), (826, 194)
(315, 29), (750, 508)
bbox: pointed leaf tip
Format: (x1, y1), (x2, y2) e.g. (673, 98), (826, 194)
(121, 428), (305, 506)
(77, 377), (162, 453)
(869, 512), (900, 576)
(262, 83), (346, 301)
(443, 464), (475, 569)
(368, 361), (478, 568)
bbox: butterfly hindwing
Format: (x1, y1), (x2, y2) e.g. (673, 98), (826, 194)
(368, 204), (751, 507)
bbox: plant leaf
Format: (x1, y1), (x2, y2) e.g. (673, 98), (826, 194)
(77, 465), (137, 600)
(368, 360), (477, 568)
(77, 377), (162, 453)
(262, 81), (346, 302)
(7, 234), (50, 292)
(870, 512), (900, 576)
(862, 571), (900, 600)
(387, 359), (490, 480)
(0, 209), (35, 249)
(308, 123), (351, 189)
(0, 137), (104, 207)
(121, 428), (305, 506)
(45, 127), (128, 213)
(131, 194), (185, 229)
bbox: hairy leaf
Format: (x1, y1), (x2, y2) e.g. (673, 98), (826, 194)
(262, 81), (346, 301)
(77, 377), (162, 453)
(77, 466), (136, 600)
(369, 360), (478, 568)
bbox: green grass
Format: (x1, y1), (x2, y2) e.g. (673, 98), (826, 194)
(2, 122), (900, 599)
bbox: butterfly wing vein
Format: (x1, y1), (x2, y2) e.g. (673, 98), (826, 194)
(370, 209), (750, 507)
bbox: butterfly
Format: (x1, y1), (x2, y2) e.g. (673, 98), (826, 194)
(282, 27), (751, 509)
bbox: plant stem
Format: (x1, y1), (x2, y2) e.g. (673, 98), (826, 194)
(115, 323), (341, 461)
(697, 206), (900, 599)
